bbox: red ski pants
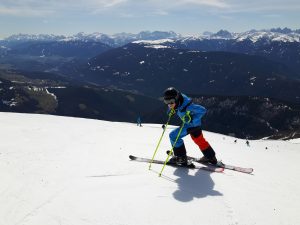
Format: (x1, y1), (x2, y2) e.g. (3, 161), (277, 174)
(191, 133), (210, 151)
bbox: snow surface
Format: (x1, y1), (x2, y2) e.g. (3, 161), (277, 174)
(133, 39), (174, 49)
(133, 39), (175, 44)
(0, 112), (299, 225)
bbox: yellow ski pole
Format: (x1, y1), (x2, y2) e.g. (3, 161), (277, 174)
(148, 109), (174, 170)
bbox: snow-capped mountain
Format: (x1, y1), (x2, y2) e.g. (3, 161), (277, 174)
(5, 33), (65, 42)
(234, 30), (300, 42)
(3, 31), (181, 47)
(198, 29), (300, 42)
(2, 29), (300, 72)
(3, 28), (300, 46)
(181, 28), (300, 43)
(137, 31), (300, 77)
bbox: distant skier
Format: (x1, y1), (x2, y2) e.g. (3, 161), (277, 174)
(137, 116), (142, 127)
(163, 87), (218, 166)
(246, 140), (250, 147)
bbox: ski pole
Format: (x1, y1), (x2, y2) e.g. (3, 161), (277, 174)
(159, 121), (185, 177)
(148, 109), (175, 170)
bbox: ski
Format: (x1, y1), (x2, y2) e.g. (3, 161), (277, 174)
(188, 156), (253, 174)
(129, 155), (224, 173)
(165, 151), (253, 174)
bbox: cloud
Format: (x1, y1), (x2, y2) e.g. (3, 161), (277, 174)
(0, 0), (299, 17)
(179, 0), (229, 8)
(0, 0), (127, 16)
(0, 5), (54, 16)
(148, 0), (300, 13)
(221, 0), (300, 13)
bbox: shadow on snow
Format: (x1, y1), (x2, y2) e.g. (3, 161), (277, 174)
(172, 168), (222, 202)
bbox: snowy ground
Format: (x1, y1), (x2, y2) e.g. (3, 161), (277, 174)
(0, 112), (299, 225)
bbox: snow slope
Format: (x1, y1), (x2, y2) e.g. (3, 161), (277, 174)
(0, 112), (299, 225)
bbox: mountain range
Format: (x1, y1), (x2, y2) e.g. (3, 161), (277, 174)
(1, 29), (300, 77)
(2, 28), (300, 45)
(85, 42), (300, 102)
(0, 28), (300, 139)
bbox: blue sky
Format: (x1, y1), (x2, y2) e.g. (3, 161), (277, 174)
(0, 0), (299, 38)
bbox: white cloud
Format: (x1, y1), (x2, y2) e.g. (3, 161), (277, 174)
(262, 14), (281, 18)
(179, 0), (229, 8)
(221, 0), (300, 12)
(0, 5), (53, 16)
(147, 0), (300, 13)
(0, 0), (299, 17)
(101, 0), (127, 8)
(0, 0), (127, 16)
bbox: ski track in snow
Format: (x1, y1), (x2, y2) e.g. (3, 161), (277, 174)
(0, 112), (299, 225)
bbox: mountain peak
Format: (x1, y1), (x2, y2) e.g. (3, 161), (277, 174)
(212, 30), (233, 39)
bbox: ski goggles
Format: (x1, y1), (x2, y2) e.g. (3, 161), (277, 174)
(164, 98), (176, 105)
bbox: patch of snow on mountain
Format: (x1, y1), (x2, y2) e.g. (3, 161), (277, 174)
(236, 31), (300, 43)
(133, 39), (174, 44)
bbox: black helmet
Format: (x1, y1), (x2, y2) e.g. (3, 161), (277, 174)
(163, 87), (180, 104)
(164, 87), (179, 100)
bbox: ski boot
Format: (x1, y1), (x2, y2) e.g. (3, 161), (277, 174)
(199, 146), (218, 165)
(168, 154), (195, 167)
(198, 155), (218, 165)
(168, 155), (186, 165)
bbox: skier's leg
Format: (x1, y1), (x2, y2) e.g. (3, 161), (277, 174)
(169, 127), (186, 145)
(188, 127), (217, 164)
(169, 127), (189, 164)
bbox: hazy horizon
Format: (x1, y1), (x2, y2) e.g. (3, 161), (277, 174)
(1, 0), (300, 39)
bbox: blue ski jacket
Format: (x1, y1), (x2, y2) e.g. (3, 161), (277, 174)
(169, 94), (207, 127)
(167, 94), (207, 147)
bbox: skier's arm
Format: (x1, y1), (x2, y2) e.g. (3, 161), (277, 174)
(183, 104), (206, 126)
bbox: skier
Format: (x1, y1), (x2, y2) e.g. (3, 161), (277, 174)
(246, 140), (250, 147)
(163, 87), (218, 166)
(137, 116), (142, 127)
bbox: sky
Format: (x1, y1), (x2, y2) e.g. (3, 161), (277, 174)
(0, 0), (300, 38)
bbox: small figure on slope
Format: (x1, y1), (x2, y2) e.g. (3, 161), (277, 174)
(136, 116), (142, 127)
(246, 140), (250, 147)
(163, 87), (218, 166)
